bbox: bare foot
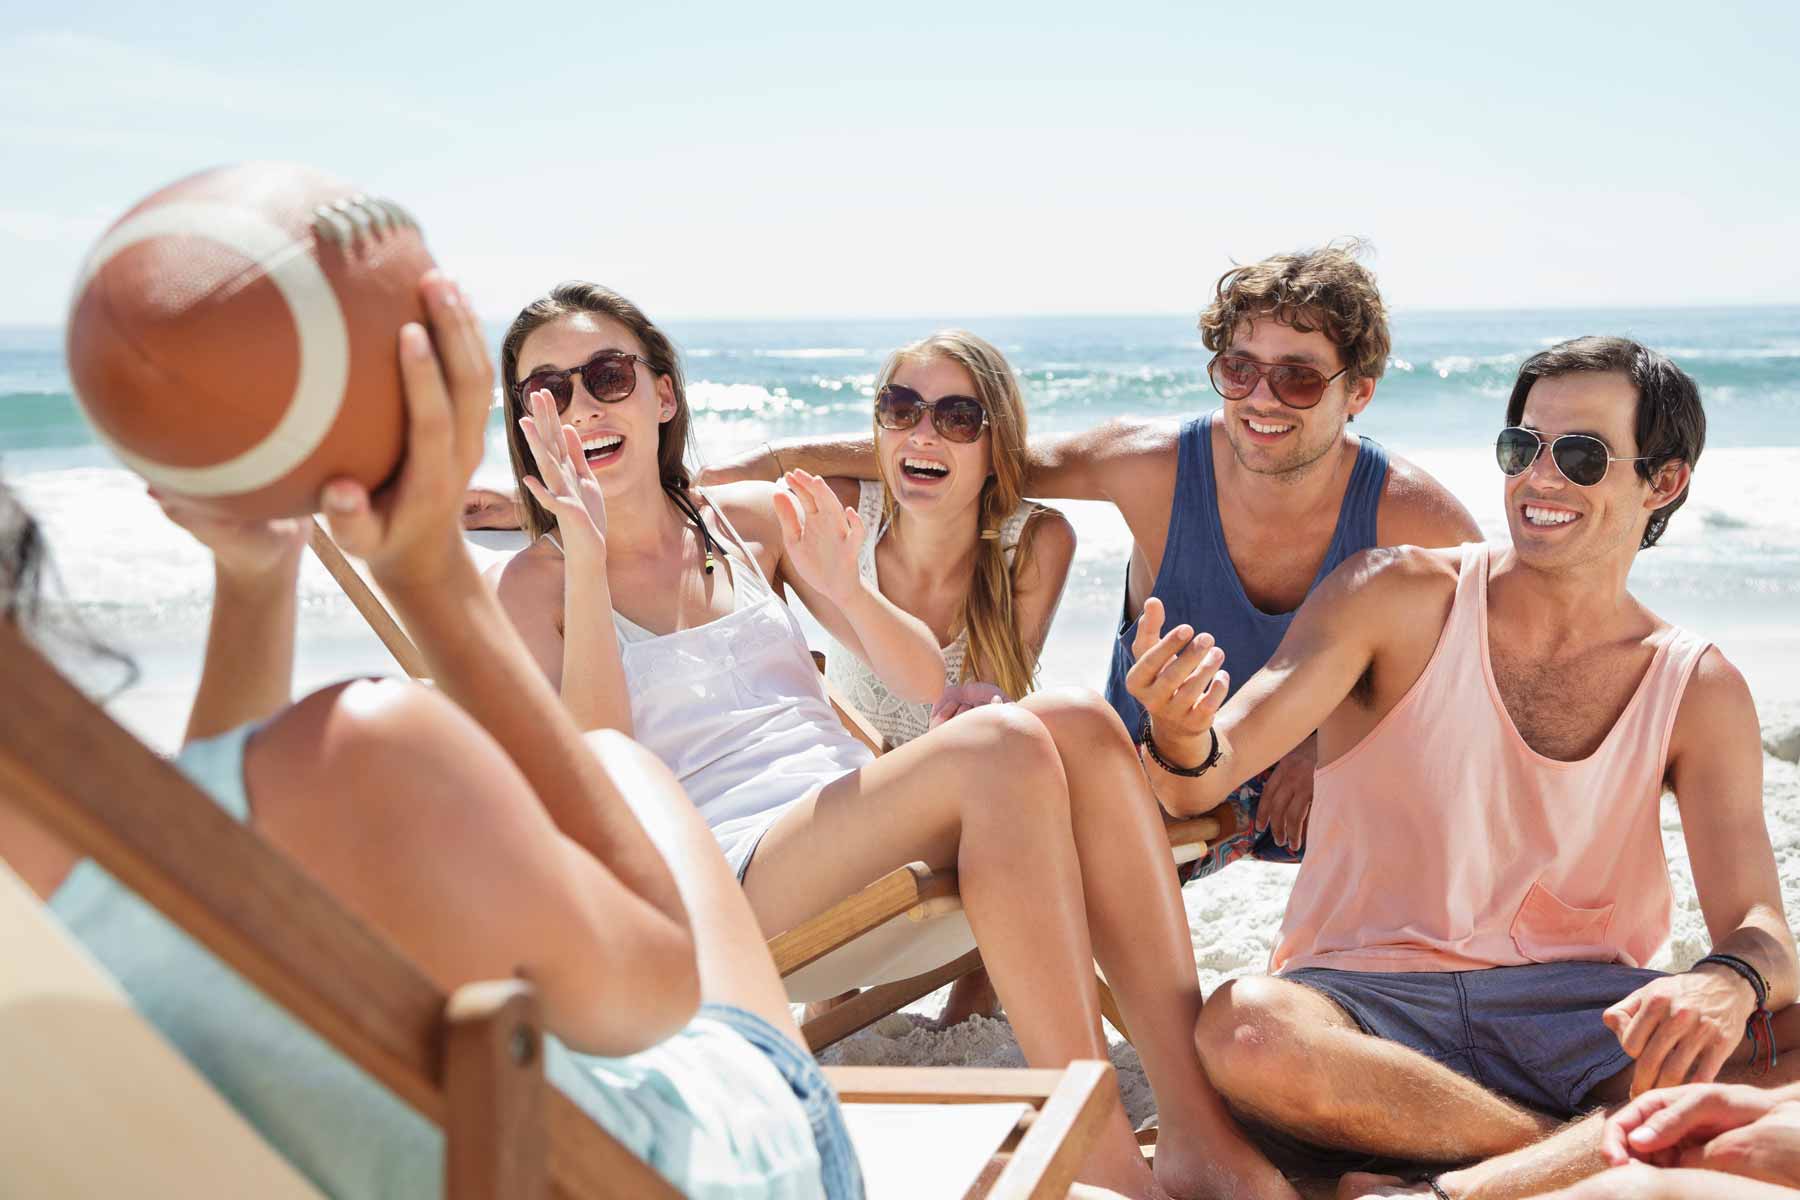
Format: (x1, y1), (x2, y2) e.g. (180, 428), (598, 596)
(937, 969), (1001, 1027)
(1154, 1128), (1298, 1200)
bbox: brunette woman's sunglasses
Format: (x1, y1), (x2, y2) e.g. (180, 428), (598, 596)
(1207, 354), (1348, 410)
(514, 350), (648, 413)
(875, 384), (989, 443)
(1495, 426), (1652, 487)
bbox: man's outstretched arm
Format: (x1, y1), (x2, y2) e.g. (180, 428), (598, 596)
(1604, 649), (1798, 1097)
(695, 417), (1175, 502)
(1129, 545), (1450, 817)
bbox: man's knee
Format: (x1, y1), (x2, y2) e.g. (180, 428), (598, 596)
(1195, 975), (1333, 1103)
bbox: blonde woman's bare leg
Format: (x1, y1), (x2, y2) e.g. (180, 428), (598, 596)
(743, 703), (1169, 1198)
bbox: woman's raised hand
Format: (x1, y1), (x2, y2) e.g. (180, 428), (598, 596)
(320, 271), (494, 590)
(518, 386), (608, 558)
(772, 469), (864, 604)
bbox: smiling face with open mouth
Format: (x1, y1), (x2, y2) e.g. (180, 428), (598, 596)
(1217, 319), (1369, 478)
(1505, 370), (1663, 570)
(877, 355), (993, 518)
(512, 312), (676, 496)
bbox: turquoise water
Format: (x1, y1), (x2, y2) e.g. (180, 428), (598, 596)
(5, 307), (1798, 741)
(7, 307), (1800, 458)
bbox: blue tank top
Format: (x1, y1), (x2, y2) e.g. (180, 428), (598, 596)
(1102, 413), (1388, 864)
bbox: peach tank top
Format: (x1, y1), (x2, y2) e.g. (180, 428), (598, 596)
(1272, 542), (1710, 975)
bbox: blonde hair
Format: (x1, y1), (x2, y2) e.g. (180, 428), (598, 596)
(871, 330), (1039, 700)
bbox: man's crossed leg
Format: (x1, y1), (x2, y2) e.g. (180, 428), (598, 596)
(1196, 968), (1800, 1198)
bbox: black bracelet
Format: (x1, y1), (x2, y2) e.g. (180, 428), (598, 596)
(1426, 1178), (1452, 1200)
(1695, 953), (1769, 1006)
(1139, 714), (1221, 777)
(1695, 953), (1778, 1075)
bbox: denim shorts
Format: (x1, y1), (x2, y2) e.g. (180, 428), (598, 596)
(1285, 961), (1666, 1116)
(704, 1003), (865, 1200)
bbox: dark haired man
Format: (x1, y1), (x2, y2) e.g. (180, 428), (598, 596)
(694, 242), (1478, 870)
(1130, 337), (1798, 1196)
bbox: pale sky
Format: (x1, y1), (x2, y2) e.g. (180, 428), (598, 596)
(3, 1), (1796, 325)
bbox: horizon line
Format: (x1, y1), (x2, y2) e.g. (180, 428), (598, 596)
(5, 299), (1799, 335)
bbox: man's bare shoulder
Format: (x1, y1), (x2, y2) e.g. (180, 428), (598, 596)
(1318, 542), (1464, 618)
(1672, 643), (1759, 742)
(1376, 451), (1482, 548)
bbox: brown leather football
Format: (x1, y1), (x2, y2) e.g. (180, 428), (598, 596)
(66, 163), (437, 518)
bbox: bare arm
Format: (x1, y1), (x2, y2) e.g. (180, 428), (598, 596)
(1131, 548), (1441, 817)
(1022, 418), (1177, 502)
(156, 501), (311, 745)
(698, 417), (1180, 508)
(696, 436), (879, 485)
(1602, 648), (1795, 1096)
(500, 387), (635, 734)
(1669, 650), (1796, 1007)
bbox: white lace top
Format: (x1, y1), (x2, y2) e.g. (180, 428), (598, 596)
(825, 480), (1037, 748)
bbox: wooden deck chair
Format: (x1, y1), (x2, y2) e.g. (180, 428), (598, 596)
(308, 521), (1228, 1053)
(0, 620), (1118, 1199)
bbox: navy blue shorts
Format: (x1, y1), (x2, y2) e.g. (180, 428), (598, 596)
(1284, 961), (1666, 1116)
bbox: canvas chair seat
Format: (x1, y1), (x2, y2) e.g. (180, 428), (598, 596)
(0, 861), (327, 1198)
(784, 903), (975, 1003)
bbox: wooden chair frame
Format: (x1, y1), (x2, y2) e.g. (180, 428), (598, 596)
(0, 620), (1119, 1199)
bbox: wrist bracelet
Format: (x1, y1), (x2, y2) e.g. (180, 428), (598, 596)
(1138, 714), (1221, 777)
(1695, 953), (1778, 1075)
(1426, 1178), (1451, 1200)
(766, 441), (786, 478)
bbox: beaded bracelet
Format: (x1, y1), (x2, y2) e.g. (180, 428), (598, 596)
(1426, 1179), (1451, 1200)
(1138, 714), (1220, 777)
(1695, 952), (1778, 1074)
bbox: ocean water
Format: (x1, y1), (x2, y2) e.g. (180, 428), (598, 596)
(4, 308), (1797, 746)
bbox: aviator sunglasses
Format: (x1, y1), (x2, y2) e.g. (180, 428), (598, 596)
(1207, 354), (1349, 410)
(514, 350), (650, 413)
(1495, 426), (1653, 487)
(875, 384), (989, 443)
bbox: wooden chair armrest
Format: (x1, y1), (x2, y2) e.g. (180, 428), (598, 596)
(822, 1066), (1071, 1105)
(824, 1063), (1114, 1200)
(768, 862), (957, 976)
(988, 1060), (1112, 1200)
(1163, 815), (1221, 850)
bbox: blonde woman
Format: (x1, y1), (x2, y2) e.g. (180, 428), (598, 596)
(489, 281), (1293, 1200)
(817, 332), (1074, 1024)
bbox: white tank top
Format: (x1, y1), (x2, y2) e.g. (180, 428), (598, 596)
(563, 494), (874, 862)
(825, 480), (1037, 747)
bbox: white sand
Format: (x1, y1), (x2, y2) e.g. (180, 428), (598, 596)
(822, 700), (1800, 1130)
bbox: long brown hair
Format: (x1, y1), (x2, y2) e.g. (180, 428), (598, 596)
(498, 282), (694, 542)
(871, 331), (1039, 699)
